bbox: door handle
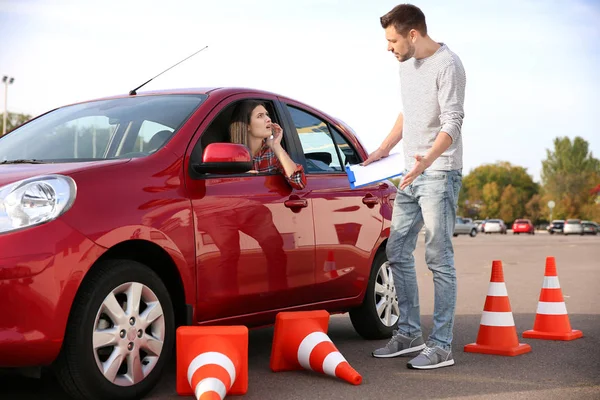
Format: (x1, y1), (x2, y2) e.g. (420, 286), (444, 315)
(362, 195), (379, 207)
(284, 198), (308, 209)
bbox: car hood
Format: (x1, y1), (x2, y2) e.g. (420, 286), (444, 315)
(0, 160), (130, 188)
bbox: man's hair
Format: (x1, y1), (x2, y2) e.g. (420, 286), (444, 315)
(229, 100), (265, 148)
(380, 4), (427, 37)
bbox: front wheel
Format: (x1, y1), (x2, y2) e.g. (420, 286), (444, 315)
(54, 260), (175, 400)
(470, 229), (477, 237)
(349, 251), (398, 339)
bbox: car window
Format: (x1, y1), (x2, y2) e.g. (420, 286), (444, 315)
(0, 94), (206, 162)
(286, 106), (344, 174)
(136, 121), (174, 153)
(456, 218), (464, 224)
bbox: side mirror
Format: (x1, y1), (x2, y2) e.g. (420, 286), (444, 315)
(192, 143), (253, 174)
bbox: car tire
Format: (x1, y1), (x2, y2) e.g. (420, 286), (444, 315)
(349, 250), (397, 340)
(54, 259), (175, 400)
(470, 229), (477, 237)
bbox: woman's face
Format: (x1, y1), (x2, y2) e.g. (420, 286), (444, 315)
(247, 105), (272, 139)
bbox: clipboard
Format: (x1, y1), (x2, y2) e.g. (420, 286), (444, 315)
(345, 152), (404, 189)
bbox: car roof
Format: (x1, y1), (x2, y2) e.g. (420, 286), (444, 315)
(53, 87), (292, 109)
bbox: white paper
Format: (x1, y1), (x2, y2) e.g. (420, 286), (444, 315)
(346, 152), (405, 189)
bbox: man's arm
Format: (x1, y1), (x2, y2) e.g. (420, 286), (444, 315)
(362, 112), (404, 166)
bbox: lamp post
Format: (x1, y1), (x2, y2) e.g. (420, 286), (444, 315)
(3, 75), (15, 136)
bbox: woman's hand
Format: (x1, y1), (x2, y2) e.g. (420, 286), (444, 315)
(267, 123), (284, 149)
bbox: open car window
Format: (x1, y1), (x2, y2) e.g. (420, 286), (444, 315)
(192, 99), (287, 172)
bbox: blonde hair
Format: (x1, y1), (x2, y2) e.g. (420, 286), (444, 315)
(229, 100), (265, 148)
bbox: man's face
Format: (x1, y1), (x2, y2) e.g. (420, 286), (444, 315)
(385, 25), (415, 62)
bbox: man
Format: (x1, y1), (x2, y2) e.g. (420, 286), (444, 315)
(364, 3), (466, 369)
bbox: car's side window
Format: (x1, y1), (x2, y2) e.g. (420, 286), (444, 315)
(330, 127), (361, 167)
(286, 106), (349, 174)
(191, 99), (287, 171)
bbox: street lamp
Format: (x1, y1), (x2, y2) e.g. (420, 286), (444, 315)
(3, 75), (15, 136)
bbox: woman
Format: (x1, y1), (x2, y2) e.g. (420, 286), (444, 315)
(229, 100), (306, 190)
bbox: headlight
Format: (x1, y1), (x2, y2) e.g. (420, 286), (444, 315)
(0, 174), (76, 234)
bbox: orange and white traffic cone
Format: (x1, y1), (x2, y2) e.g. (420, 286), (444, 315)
(523, 256), (583, 341)
(176, 326), (248, 399)
(270, 310), (362, 385)
(464, 260), (531, 356)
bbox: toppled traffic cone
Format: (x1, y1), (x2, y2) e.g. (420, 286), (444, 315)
(523, 256), (583, 341)
(464, 260), (531, 356)
(270, 310), (362, 385)
(176, 326), (248, 399)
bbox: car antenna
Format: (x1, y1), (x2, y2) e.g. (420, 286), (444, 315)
(128, 45), (208, 95)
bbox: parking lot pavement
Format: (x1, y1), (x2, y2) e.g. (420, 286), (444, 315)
(2, 234), (599, 399)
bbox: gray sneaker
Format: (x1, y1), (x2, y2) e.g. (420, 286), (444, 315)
(372, 330), (426, 358)
(407, 344), (455, 369)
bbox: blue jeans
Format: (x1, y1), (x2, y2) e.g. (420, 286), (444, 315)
(386, 169), (462, 350)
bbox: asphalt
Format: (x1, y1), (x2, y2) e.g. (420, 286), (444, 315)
(2, 232), (599, 399)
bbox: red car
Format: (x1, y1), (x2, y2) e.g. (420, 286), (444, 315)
(512, 219), (535, 234)
(0, 88), (397, 399)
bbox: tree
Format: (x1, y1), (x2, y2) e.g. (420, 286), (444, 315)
(1, 111), (32, 135)
(481, 181), (500, 218)
(458, 162), (539, 219)
(499, 185), (520, 223)
(525, 194), (544, 224)
(541, 136), (600, 219)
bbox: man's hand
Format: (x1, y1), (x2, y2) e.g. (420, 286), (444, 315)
(399, 155), (432, 190)
(362, 148), (390, 166)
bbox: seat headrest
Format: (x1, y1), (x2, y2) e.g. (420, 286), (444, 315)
(147, 130), (173, 153)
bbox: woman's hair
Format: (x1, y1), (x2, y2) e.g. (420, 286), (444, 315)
(229, 100), (266, 147)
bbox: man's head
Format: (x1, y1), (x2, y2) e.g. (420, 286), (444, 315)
(380, 4), (427, 62)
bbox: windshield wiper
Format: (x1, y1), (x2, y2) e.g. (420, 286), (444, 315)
(0, 159), (45, 164)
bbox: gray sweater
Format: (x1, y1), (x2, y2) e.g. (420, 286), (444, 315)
(399, 43), (466, 171)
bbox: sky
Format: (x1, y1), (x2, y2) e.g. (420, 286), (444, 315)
(1, 0), (599, 182)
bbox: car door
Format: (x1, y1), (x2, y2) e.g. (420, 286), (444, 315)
(455, 217), (466, 234)
(184, 94), (316, 321)
(280, 100), (384, 302)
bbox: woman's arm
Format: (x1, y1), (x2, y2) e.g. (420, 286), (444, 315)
(268, 123), (306, 189)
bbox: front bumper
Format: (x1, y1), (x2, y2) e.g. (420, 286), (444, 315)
(0, 220), (105, 367)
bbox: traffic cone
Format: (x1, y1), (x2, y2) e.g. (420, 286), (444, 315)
(270, 310), (362, 385)
(523, 257), (583, 340)
(176, 326), (248, 399)
(464, 260), (531, 356)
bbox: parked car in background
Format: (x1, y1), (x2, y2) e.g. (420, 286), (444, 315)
(484, 219), (507, 234)
(474, 220), (485, 232)
(0, 87), (397, 400)
(582, 221), (599, 235)
(454, 217), (478, 237)
(547, 220), (565, 234)
(563, 219), (584, 235)
(512, 219), (535, 235)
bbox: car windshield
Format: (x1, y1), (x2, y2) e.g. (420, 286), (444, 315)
(566, 219), (580, 224)
(0, 94), (206, 162)
(515, 220), (527, 223)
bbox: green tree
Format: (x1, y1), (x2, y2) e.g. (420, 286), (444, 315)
(481, 181), (500, 218)
(1, 111), (32, 135)
(525, 194), (544, 224)
(499, 185), (520, 223)
(458, 162), (539, 219)
(541, 136), (600, 219)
